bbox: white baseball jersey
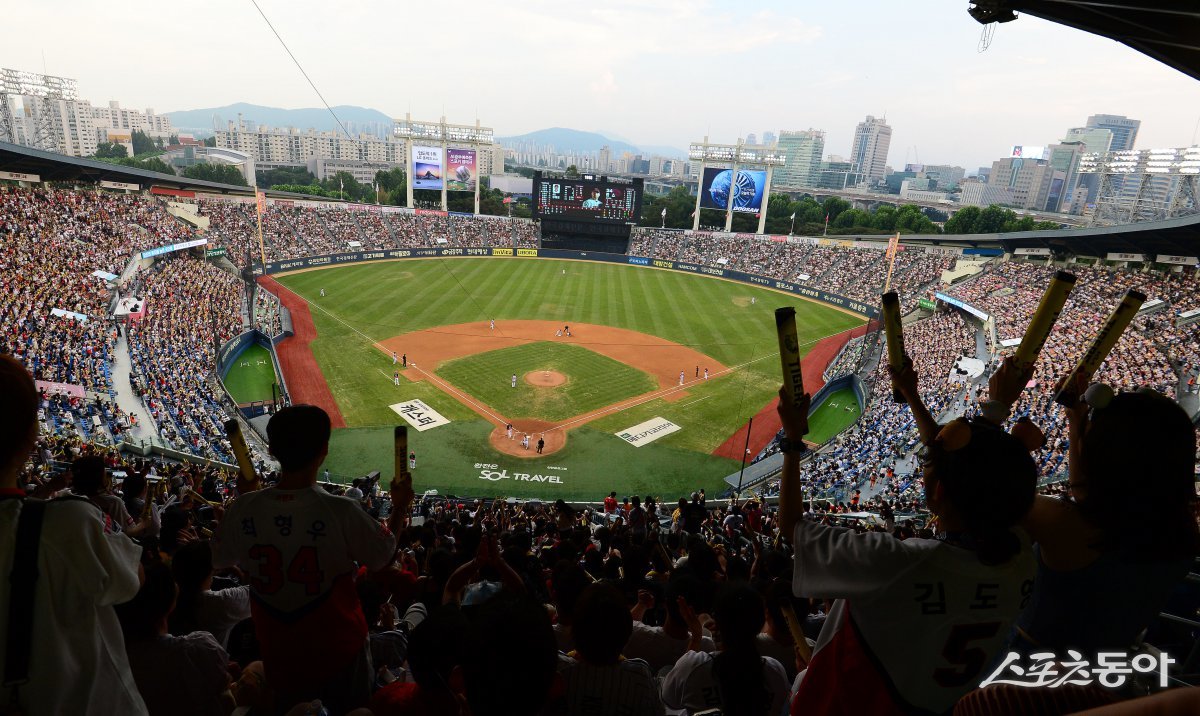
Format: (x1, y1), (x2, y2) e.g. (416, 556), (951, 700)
(792, 520), (1034, 715)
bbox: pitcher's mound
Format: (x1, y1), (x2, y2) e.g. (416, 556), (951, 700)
(525, 370), (567, 387)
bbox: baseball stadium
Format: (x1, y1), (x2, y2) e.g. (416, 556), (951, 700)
(3, 2), (1200, 715)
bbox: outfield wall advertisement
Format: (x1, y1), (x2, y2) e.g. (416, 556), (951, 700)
(256, 249), (880, 318)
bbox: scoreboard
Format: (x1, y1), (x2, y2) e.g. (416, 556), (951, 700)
(533, 173), (642, 224)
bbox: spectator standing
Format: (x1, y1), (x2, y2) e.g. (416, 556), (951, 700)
(213, 404), (412, 712)
(0, 355), (148, 715)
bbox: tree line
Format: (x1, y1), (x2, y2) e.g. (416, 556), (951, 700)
(637, 187), (1060, 235)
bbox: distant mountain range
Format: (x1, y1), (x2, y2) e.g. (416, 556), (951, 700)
(164, 103), (394, 135)
(163, 105), (686, 157)
(499, 127), (686, 159)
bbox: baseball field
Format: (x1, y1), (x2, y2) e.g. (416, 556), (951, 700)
(266, 257), (864, 500)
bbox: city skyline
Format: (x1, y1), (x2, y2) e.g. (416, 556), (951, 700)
(4, 1), (1200, 173)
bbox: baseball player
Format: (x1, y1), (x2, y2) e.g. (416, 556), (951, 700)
(320, 288), (325, 297)
(704, 368), (709, 380)
(751, 296), (756, 305)
(392, 351), (397, 365)
(402, 354), (407, 368)
(511, 374), (517, 388)
(695, 366), (699, 378)
(555, 329), (562, 337)
(506, 423), (513, 440)
(409, 451), (416, 469)
(393, 371), (400, 386)
(490, 319), (495, 331)
(522, 434), (530, 450)
(679, 371), (685, 386)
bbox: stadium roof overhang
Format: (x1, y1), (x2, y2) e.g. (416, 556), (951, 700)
(0, 141), (327, 201)
(968, 2), (1200, 82)
(979, 215), (1200, 257)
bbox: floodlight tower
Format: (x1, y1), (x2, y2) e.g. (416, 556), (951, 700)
(393, 114), (495, 213)
(1080, 147), (1200, 225)
(688, 137), (786, 233)
(0, 68), (78, 153)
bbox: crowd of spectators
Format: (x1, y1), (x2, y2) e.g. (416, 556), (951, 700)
(944, 259), (1196, 478)
(253, 288), (283, 338)
(0, 187), (224, 404)
(318, 207), (369, 249)
(127, 256), (243, 462)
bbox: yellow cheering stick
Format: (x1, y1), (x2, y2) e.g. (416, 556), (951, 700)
(881, 292), (907, 403)
(1054, 289), (1146, 406)
(779, 597), (813, 664)
(186, 487), (219, 508)
(775, 307), (805, 409)
(1013, 270), (1076, 372)
(223, 419), (260, 494)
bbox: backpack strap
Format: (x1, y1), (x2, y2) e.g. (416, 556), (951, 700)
(4, 499), (46, 687)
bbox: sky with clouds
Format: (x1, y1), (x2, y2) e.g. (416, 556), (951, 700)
(5, 0), (1199, 171)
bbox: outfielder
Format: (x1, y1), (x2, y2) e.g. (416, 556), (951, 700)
(511, 374), (517, 388)
(393, 371), (400, 386)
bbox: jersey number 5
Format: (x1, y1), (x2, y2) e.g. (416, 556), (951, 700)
(248, 544), (325, 596)
(933, 622), (1001, 688)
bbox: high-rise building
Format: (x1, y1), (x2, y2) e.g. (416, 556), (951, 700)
(1063, 126), (1113, 207)
(745, 133), (758, 146)
(762, 131), (776, 146)
(1045, 142), (1086, 212)
(775, 129), (825, 188)
(1085, 114), (1140, 152)
(987, 156), (1054, 210)
(850, 115), (892, 186)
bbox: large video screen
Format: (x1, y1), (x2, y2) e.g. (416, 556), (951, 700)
(699, 167), (766, 213)
(533, 176), (641, 223)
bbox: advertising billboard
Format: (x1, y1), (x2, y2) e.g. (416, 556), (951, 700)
(445, 148), (477, 192)
(1010, 145), (1047, 160)
(699, 167), (766, 213)
(412, 146), (444, 190)
(532, 176), (641, 223)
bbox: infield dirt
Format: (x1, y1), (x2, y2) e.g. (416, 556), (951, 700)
(378, 320), (727, 457)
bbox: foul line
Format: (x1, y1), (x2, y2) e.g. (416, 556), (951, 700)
(677, 395), (712, 408)
(301, 292), (852, 434)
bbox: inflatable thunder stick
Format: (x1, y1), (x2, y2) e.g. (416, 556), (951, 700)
(1013, 270), (1077, 371)
(1054, 289), (1146, 406)
(775, 307), (805, 408)
(881, 292), (906, 403)
(394, 425), (409, 485)
(223, 418), (259, 490)
(780, 598), (814, 663)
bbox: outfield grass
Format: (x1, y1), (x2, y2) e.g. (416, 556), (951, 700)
(807, 387), (862, 444)
(223, 343), (278, 403)
(278, 258), (863, 500)
(437, 342), (657, 421)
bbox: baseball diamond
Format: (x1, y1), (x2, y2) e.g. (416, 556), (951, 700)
(265, 257), (863, 499)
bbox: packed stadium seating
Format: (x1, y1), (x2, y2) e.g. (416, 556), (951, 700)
(3, 181), (1198, 716)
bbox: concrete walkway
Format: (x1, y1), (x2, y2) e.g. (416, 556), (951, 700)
(109, 327), (158, 444)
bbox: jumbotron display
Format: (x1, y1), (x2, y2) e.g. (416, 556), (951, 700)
(532, 172), (642, 223)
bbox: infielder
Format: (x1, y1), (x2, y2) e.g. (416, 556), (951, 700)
(522, 434), (530, 450)
(490, 319), (495, 331)
(511, 374), (517, 388)
(679, 371), (685, 386)
(392, 351), (398, 365)
(704, 368), (709, 380)
(506, 423), (513, 440)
